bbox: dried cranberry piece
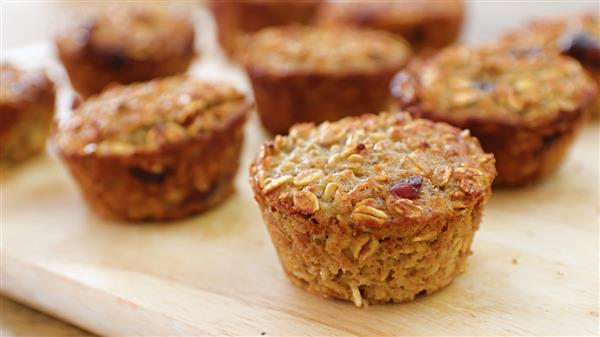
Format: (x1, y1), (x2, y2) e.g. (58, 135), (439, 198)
(390, 176), (423, 200)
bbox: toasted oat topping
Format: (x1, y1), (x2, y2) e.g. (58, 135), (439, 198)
(56, 76), (248, 155)
(499, 15), (599, 66)
(57, 6), (194, 60)
(240, 26), (410, 74)
(392, 44), (596, 125)
(0, 64), (53, 105)
(250, 112), (495, 227)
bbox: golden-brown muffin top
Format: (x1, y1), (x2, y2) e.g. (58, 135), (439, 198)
(499, 15), (599, 66)
(392, 44), (597, 126)
(56, 6), (194, 61)
(318, 0), (464, 24)
(56, 76), (249, 156)
(240, 26), (411, 74)
(250, 112), (495, 229)
(0, 64), (54, 106)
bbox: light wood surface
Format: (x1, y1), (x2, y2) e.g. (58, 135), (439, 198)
(1, 3), (599, 336)
(0, 297), (93, 337)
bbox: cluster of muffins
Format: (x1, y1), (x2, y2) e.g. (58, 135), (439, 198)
(4, 2), (598, 309)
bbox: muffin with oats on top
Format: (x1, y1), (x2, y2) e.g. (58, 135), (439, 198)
(241, 25), (411, 134)
(317, 0), (465, 52)
(391, 44), (597, 186)
(498, 15), (599, 116)
(1, 64), (55, 167)
(56, 6), (195, 97)
(210, 0), (322, 57)
(250, 112), (496, 307)
(55, 75), (250, 222)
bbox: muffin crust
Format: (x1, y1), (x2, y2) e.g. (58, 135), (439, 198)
(241, 26), (410, 74)
(1, 64), (55, 166)
(56, 6), (195, 97)
(56, 76), (250, 221)
(250, 112), (495, 306)
(392, 44), (597, 186)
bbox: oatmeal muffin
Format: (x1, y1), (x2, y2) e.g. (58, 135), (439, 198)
(56, 6), (195, 97)
(317, 0), (465, 52)
(55, 76), (250, 222)
(249, 112), (496, 307)
(499, 15), (599, 116)
(1, 64), (55, 166)
(210, 0), (321, 56)
(241, 26), (411, 134)
(392, 45), (597, 186)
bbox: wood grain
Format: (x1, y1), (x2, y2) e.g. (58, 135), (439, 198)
(1, 3), (599, 336)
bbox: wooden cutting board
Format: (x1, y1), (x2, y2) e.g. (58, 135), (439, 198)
(1, 4), (598, 336)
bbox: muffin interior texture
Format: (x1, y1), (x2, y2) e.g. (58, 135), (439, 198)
(56, 76), (248, 155)
(241, 26), (411, 74)
(393, 45), (597, 126)
(252, 112), (496, 231)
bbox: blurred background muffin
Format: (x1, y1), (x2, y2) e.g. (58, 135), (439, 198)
(241, 25), (411, 134)
(498, 15), (599, 116)
(1, 64), (55, 167)
(317, 0), (465, 52)
(210, 0), (321, 57)
(392, 44), (597, 186)
(55, 6), (195, 97)
(55, 76), (250, 221)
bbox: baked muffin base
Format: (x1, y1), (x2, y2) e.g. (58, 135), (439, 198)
(259, 197), (483, 307)
(249, 69), (401, 134)
(482, 109), (588, 186)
